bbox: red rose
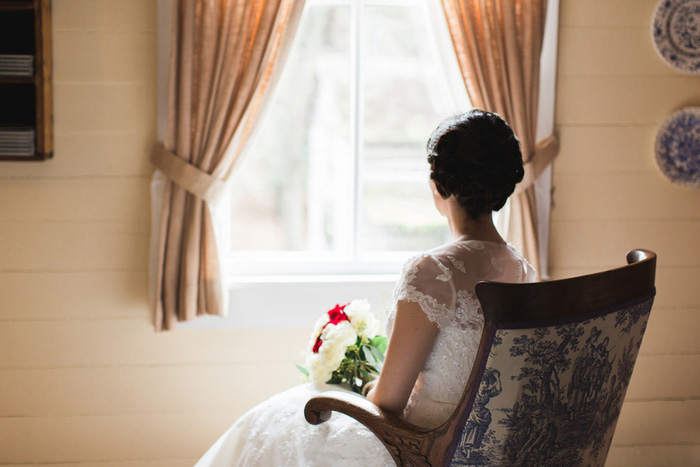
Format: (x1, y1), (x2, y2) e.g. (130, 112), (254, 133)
(327, 303), (349, 325)
(312, 303), (351, 353)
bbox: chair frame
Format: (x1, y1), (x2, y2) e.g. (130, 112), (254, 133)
(304, 249), (657, 466)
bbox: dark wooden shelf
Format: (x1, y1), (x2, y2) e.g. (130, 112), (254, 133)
(0, 152), (52, 161)
(0, 1), (35, 11)
(0, 0), (52, 162)
(0, 75), (35, 83)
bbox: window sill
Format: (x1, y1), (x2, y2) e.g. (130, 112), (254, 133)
(178, 273), (398, 330)
(227, 273), (399, 285)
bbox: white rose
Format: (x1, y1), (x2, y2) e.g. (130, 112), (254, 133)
(344, 299), (379, 338)
(307, 354), (333, 384)
(306, 338), (345, 384)
(308, 314), (329, 351)
(322, 320), (357, 349)
(319, 338), (345, 368)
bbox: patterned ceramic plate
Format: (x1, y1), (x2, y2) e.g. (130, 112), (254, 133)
(651, 0), (700, 74)
(654, 107), (700, 188)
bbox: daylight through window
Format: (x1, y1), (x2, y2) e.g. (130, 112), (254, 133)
(226, 0), (470, 279)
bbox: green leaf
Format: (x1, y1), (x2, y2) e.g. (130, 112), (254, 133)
(370, 335), (388, 353)
(363, 345), (378, 367)
(358, 346), (366, 361)
(295, 364), (309, 377)
(368, 344), (385, 364)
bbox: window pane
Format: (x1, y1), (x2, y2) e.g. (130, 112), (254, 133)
(229, 5), (352, 252)
(228, 0), (469, 264)
(359, 4), (457, 252)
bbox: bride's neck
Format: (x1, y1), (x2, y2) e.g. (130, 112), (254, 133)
(445, 198), (504, 244)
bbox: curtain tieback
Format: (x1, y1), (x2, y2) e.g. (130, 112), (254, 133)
(513, 134), (559, 196)
(151, 144), (226, 204)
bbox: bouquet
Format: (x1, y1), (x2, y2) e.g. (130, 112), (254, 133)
(297, 300), (388, 395)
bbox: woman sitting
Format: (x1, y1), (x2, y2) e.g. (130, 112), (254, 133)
(196, 109), (536, 466)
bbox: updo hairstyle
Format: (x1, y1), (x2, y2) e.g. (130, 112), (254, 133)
(427, 109), (524, 219)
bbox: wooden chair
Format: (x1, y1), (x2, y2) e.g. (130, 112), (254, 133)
(305, 249), (657, 466)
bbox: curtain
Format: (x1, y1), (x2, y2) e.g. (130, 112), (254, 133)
(440, 0), (558, 277)
(151, 0), (306, 331)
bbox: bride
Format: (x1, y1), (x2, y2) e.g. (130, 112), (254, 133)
(196, 109), (536, 466)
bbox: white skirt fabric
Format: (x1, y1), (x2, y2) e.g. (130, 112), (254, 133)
(196, 241), (536, 466)
(195, 383), (395, 467)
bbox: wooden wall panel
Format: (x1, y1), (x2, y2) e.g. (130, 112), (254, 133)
(641, 309), (700, 355)
(558, 27), (670, 76)
(0, 413), (230, 464)
(551, 1), (700, 464)
(0, 224), (148, 271)
(54, 83), (156, 133)
(560, 0), (655, 27)
(0, 179), (150, 222)
(0, 271), (148, 320)
(551, 174), (700, 220)
(557, 75), (700, 125)
(607, 445), (700, 467)
(612, 400), (700, 445)
(550, 221), (700, 267)
(52, 0), (156, 32)
(0, 321), (309, 368)
(555, 126), (657, 173)
(0, 364), (302, 418)
(626, 355), (700, 400)
(0, 130), (154, 177)
(53, 31), (157, 82)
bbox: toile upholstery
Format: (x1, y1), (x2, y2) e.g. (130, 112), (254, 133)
(305, 250), (657, 466)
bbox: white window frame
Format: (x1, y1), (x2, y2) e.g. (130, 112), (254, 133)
(221, 0), (468, 282)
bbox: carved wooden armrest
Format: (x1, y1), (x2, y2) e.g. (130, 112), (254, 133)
(304, 390), (433, 466)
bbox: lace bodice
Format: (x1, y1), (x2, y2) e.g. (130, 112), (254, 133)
(391, 240), (536, 428)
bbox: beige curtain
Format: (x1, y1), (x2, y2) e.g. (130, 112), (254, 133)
(151, 0), (305, 331)
(440, 0), (558, 276)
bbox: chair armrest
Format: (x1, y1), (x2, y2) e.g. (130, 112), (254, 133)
(304, 390), (414, 429)
(304, 390), (433, 466)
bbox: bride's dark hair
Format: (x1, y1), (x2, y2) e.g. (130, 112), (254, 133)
(427, 109), (524, 219)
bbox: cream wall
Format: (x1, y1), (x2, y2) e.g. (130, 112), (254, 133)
(552, 0), (700, 465)
(0, 1), (306, 465)
(1, 0), (698, 465)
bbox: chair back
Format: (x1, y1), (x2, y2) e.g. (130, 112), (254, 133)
(442, 249), (656, 466)
(304, 250), (657, 467)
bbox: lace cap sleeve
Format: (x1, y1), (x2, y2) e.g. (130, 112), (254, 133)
(394, 253), (456, 327)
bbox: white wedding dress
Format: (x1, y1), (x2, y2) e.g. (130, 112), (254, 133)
(196, 240), (536, 467)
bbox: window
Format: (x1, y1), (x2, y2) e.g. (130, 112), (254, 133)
(186, 0), (471, 329)
(163, 0), (560, 329)
(224, 0), (469, 283)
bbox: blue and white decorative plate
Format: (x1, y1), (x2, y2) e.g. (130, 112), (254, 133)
(651, 0), (700, 74)
(654, 107), (700, 188)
